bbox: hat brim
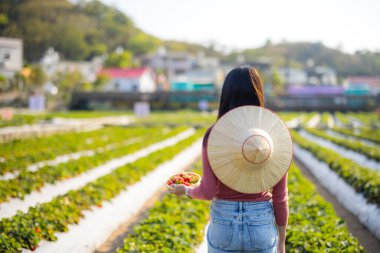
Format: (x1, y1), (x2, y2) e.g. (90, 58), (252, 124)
(207, 106), (293, 194)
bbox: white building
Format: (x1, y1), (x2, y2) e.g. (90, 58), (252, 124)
(40, 47), (103, 82)
(278, 68), (308, 86)
(279, 66), (337, 86)
(195, 51), (220, 69)
(170, 68), (224, 91)
(140, 47), (221, 83)
(0, 37), (23, 78)
(313, 66), (337, 85)
(100, 67), (156, 92)
(149, 50), (195, 78)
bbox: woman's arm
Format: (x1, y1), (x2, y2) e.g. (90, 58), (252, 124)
(277, 225), (286, 253)
(187, 141), (217, 200)
(272, 172), (289, 253)
(168, 127), (217, 199)
(272, 172), (289, 225)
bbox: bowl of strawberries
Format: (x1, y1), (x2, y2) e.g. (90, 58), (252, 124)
(165, 172), (201, 188)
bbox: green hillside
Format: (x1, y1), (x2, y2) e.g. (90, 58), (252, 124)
(224, 41), (380, 76)
(0, 0), (160, 62)
(1, 0), (379, 77)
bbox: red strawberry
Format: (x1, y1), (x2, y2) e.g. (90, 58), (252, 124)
(175, 178), (184, 184)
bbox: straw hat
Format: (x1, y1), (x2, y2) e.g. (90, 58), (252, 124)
(207, 106), (293, 194)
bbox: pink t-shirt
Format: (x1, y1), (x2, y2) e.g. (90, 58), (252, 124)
(188, 127), (289, 226)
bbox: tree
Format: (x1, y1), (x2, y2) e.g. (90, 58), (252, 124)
(23, 65), (46, 93)
(93, 73), (110, 91)
(0, 0), (148, 61)
(0, 14), (8, 26)
(0, 74), (8, 92)
(271, 70), (285, 95)
(128, 31), (161, 55)
(11, 72), (26, 92)
(105, 51), (133, 68)
(53, 70), (84, 102)
(88, 43), (107, 59)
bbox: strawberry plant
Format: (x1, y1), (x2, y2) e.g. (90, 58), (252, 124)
(0, 126), (185, 203)
(305, 128), (380, 162)
(118, 162), (209, 253)
(0, 128), (205, 252)
(0, 126), (152, 175)
(333, 128), (380, 145)
(292, 130), (380, 204)
(118, 162), (364, 252)
(286, 164), (364, 252)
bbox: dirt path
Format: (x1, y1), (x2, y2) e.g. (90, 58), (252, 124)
(94, 158), (197, 253)
(94, 186), (168, 253)
(295, 159), (380, 253)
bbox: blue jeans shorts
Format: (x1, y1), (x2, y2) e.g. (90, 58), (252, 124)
(207, 199), (278, 253)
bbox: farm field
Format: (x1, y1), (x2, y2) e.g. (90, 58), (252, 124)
(0, 110), (133, 128)
(0, 110), (379, 252)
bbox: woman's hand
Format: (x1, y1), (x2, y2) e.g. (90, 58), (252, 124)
(167, 184), (186, 196)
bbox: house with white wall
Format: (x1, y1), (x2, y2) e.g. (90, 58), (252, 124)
(0, 37), (23, 78)
(100, 67), (156, 92)
(40, 47), (103, 82)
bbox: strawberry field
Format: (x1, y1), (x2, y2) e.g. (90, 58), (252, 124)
(0, 110), (379, 252)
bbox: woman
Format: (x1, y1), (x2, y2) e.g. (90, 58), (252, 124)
(169, 66), (289, 253)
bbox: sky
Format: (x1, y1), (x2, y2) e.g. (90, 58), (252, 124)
(100, 0), (380, 54)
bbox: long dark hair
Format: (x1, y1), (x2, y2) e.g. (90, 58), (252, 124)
(217, 66), (265, 119)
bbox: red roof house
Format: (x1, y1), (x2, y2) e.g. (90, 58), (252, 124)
(99, 67), (156, 92)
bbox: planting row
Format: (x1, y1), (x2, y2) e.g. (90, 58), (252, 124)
(300, 112), (319, 126)
(0, 111), (133, 128)
(277, 112), (300, 122)
(0, 114), (48, 128)
(117, 162), (363, 252)
(305, 128), (380, 162)
(47, 110), (131, 119)
(348, 112), (379, 127)
(334, 112), (351, 126)
(334, 112), (379, 127)
(0, 128), (204, 252)
(285, 164), (363, 252)
(0, 126), (155, 175)
(0, 127), (185, 203)
(300, 130), (380, 172)
(118, 162), (209, 253)
(292, 130), (380, 205)
(135, 111), (215, 127)
(320, 112), (334, 127)
(333, 128), (380, 145)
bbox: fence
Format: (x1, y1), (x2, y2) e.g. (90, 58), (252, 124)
(69, 91), (380, 111)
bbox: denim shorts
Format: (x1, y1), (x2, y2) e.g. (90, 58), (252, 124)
(207, 199), (278, 253)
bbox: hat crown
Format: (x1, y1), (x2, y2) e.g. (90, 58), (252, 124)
(242, 129), (273, 164)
